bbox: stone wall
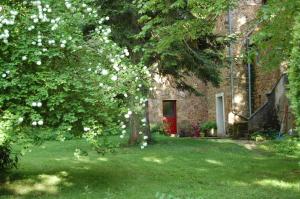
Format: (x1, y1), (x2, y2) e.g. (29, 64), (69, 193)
(207, 0), (264, 128)
(148, 0), (287, 135)
(253, 65), (281, 111)
(148, 74), (208, 133)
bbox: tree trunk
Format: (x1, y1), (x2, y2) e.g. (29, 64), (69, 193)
(128, 113), (139, 145)
(145, 100), (153, 144)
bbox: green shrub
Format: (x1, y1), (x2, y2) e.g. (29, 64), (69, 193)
(0, 142), (18, 171)
(201, 121), (217, 132)
(0, 0), (152, 161)
(272, 137), (299, 155)
(250, 130), (279, 141)
(151, 123), (166, 135)
(289, 12), (300, 132)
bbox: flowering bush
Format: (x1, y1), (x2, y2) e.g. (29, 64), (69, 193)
(0, 0), (151, 162)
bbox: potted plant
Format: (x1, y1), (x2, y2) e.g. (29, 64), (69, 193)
(201, 121), (217, 137)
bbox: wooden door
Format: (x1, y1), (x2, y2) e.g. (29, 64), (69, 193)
(163, 100), (177, 134)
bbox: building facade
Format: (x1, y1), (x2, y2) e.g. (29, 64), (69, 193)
(148, 0), (293, 136)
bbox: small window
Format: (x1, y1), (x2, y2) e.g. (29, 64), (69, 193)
(163, 101), (176, 117)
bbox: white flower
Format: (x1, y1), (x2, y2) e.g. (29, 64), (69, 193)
(37, 102), (42, 107)
(22, 56), (27, 61)
(36, 61), (42, 65)
(65, 2), (72, 9)
(32, 121), (37, 126)
(120, 134), (124, 139)
(48, 40), (55, 45)
(83, 127), (90, 132)
(124, 93), (128, 98)
(128, 111), (132, 115)
(28, 26), (35, 31)
(88, 68), (92, 72)
(38, 120), (44, 126)
(124, 49), (129, 56)
(105, 16), (109, 21)
(139, 131), (143, 135)
(86, 7), (92, 13)
(122, 130), (126, 134)
(124, 114), (130, 119)
(111, 75), (118, 81)
(121, 125), (126, 129)
(141, 145), (145, 149)
(143, 135), (148, 140)
(141, 118), (146, 123)
(143, 142), (147, 146)
(60, 44), (65, 48)
(18, 117), (24, 123)
(32, 102), (37, 107)
(10, 10), (18, 16)
(101, 69), (109, 76)
(5, 70), (10, 74)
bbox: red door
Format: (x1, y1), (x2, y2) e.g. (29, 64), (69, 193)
(163, 100), (177, 135)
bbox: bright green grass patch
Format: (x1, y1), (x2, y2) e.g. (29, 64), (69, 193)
(1, 136), (300, 199)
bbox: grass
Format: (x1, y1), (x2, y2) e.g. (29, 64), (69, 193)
(1, 135), (300, 199)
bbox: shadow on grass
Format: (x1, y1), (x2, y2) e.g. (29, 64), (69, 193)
(0, 137), (299, 198)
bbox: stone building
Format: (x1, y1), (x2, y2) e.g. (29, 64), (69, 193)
(148, 0), (294, 136)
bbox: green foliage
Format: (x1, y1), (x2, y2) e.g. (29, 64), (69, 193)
(0, 0), (152, 165)
(289, 12), (300, 132)
(134, 0), (236, 93)
(201, 121), (217, 132)
(251, 0), (300, 131)
(150, 123), (165, 135)
(272, 137), (299, 155)
(250, 130), (279, 141)
(100, 0), (236, 94)
(251, 0), (297, 70)
(0, 142), (18, 171)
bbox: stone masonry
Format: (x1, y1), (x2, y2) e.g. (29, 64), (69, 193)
(148, 0), (287, 135)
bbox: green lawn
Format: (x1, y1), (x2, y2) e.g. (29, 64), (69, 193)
(1, 136), (300, 199)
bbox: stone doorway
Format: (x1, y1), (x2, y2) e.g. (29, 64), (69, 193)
(216, 93), (226, 136)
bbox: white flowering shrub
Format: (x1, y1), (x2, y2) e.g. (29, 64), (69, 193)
(0, 0), (151, 162)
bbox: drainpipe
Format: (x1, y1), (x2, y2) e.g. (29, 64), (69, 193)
(246, 38), (252, 116)
(228, 9), (234, 112)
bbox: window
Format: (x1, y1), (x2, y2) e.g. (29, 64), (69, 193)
(163, 101), (176, 117)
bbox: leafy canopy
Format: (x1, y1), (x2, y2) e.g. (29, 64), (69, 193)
(250, 0), (300, 131)
(0, 0), (151, 160)
(134, 0), (236, 93)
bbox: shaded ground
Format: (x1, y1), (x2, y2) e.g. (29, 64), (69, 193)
(1, 136), (300, 199)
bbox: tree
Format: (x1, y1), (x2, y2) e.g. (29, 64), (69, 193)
(250, 0), (300, 131)
(98, 0), (235, 144)
(289, 12), (300, 132)
(0, 0), (151, 170)
(134, 0), (236, 93)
